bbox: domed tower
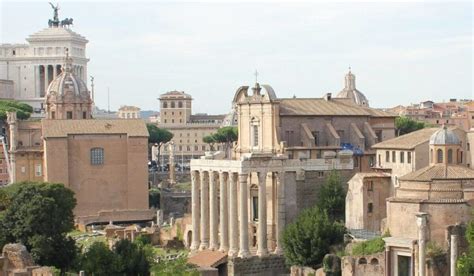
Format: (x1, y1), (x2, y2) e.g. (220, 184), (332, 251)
(45, 49), (92, 120)
(429, 125), (462, 165)
(335, 69), (369, 107)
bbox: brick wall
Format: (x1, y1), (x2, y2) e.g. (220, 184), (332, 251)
(227, 255), (288, 276)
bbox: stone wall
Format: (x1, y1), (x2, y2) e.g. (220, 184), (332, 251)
(227, 255), (288, 276)
(160, 191), (191, 219)
(341, 252), (385, 276)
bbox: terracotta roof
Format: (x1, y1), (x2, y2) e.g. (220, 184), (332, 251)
(400, 164), (474, 181)
(159, 91), (192, 99)
(42, 119), (149, 138)
(187, 250), (227, 268)
(372, 128), (439, 149)
(279, 98), (395, 117)
(357, 172), (391, 178)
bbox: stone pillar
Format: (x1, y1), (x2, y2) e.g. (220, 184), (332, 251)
(416, 213), (428, 276)
(35, 65), (40, 97)
(274, 171), (285, 254)
(219, 172), (229, 252)
(190, 170), (200, 250)
(53, 64), (57, 78)
(451, 234), (458, 276)
(257, 171), (268, 256)
(228, 172), (239, 257)
(209, 171), (219, 250)
(44, 65), (49, 92)
(169, 142), (176, 185)
(238, 173), (250, 258)
(199, 171), (209, 250)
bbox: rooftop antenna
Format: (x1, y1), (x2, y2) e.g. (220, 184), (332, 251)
(107, 87), (110, 113)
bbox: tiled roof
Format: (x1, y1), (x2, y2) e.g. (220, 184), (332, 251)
(42, 119), (149, 138)
(279, 98), (395, 117)
(400, 164), (474, 181)
(187, 250), (227, 268)
(372, 128), (439, 149)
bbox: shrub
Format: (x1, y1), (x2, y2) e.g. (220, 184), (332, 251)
(351, 237), (385, 256)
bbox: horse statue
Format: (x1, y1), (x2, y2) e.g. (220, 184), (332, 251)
(61, 18), (74, 28)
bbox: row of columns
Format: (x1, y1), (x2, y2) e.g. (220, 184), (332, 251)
(191, 170), (285, 258)
(35, 64), (86, 97)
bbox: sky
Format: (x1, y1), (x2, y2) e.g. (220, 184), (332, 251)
(0, 0), (472, 114)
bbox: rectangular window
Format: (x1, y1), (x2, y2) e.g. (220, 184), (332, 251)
(82, 111), (87, 119)
(253, 125), (259, 147)
(368, 203), (373, 213)
(90, 148), (104, 165)
(67, 111), (73, 119)
(385, 151), (390, 162)
(400, 152), (405, 163)
(51, 111), (55, 119)
(318, 171), (324, 178)
(375, 130), (383, 142)
(368, 181), (374, 191)
(35, 164), (42, 176)
(312, 131), (320, 146)
(392, 151), (396, 163)
(252, 196), (258, 221)
(407, 152), (412, 164)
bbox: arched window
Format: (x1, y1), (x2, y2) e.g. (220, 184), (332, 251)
(448, 149), (453, 164)
(171, 101), (175, 108)
(430, 149), (433, 163)
(370, 258), (379, 265)
(251, 117), (260, 148)
(163, 101), (168, 108)
(178, 101), (183, 108)
(437, 149), (443, 163)
(90, 148), (104, 165)
(358, 258), (367, 265)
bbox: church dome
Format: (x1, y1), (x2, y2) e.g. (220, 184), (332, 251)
(429, 126), (460, 145)
(46, 53), (88, 97)
(335, 70), (369, 107)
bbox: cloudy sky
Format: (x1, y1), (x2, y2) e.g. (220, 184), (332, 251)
(1, 1), (472, 114)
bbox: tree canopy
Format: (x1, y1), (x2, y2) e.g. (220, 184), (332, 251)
(282, 207), (345, 267)
(317, 170), (346, 222)
(395, 116), (425, 136)
(0, 182), (77, 271)
(458, 219), (474, 275)
(202, 126), (237, 157)
(147, 124), (173, 145)
(0, 100), (33, 121)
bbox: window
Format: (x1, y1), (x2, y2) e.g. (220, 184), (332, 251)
(67, 111), (73, 119)
(178, 101), (183, 108)
(163, 102), (168, 108)
(172, 112), (174, 115)
(407, 152), (412, 164)
(378, 154), (381, 167)
(317, 171), (324, 178)
(202, 145), (206, 151)
(392, 151), (396, 162)
(437, 149), (443, 163)
(430, 149), (433, 163)
(171, 119), (174, 123)
(400, 152), (405, 163)
(252, 196), (258, 221)
(368, 181), (374, 191)
(171, 101), (175, 108)
(312, 131), (320, 146)
(187, 146), (190, 151)
(385, 151), (389, 162)
(253, 125), (259, 147)
(82, 111), (87, 119)
(164, 119), (167, 123)
(179, 145), (182, 151)
(194, 145), (198, 151)
(90, 148), (104, 165)
(35, 164), (42, 176)
(448, 149), (453, 164)
(51, 111), (55, 119)
(368, 203), (373, 213)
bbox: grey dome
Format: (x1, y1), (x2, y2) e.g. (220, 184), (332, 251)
(47, 71), (87, 96)
(429, 126), (460, 145)
(335, 71), (369, 107)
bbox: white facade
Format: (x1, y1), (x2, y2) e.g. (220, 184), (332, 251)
(0, 25), (89, 114)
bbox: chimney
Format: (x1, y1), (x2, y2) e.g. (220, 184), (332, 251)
(324, 93), (332, 101)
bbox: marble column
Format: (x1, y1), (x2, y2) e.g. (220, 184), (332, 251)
(274, 171), (285, 255)
(44, 65), (49, 92)
(209, 171), (219, 250)
(190, 170), (200, 250)
(199, 171), (209, 250)
(238, 173), (250, 258)
(35, 65), (40, 97)
(451, 234), (458, 276)
(53, 64), (57, 78)
(257, 171), (268, 256)
(416, 213), (428, 276)
(228, 172), (238, 257)
(219, 172), (229, 252)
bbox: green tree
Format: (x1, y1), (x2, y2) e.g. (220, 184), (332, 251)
(113, 239), (152, 276)
(149, 188), (160, 209)
(202, 126), (237, 158)
(0, 100), (33, 121)
(80, 242), (122, 276)
(147, 124), (173, 166)
(458, 220), (474, 275)
(151, 256), (199, 276)
(317, 170), (346, 222)
(395, 116), (425, 136)
(202, 135), (217, 151)
(282, 207), (346, 267)
(0, 182), (77, 271)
